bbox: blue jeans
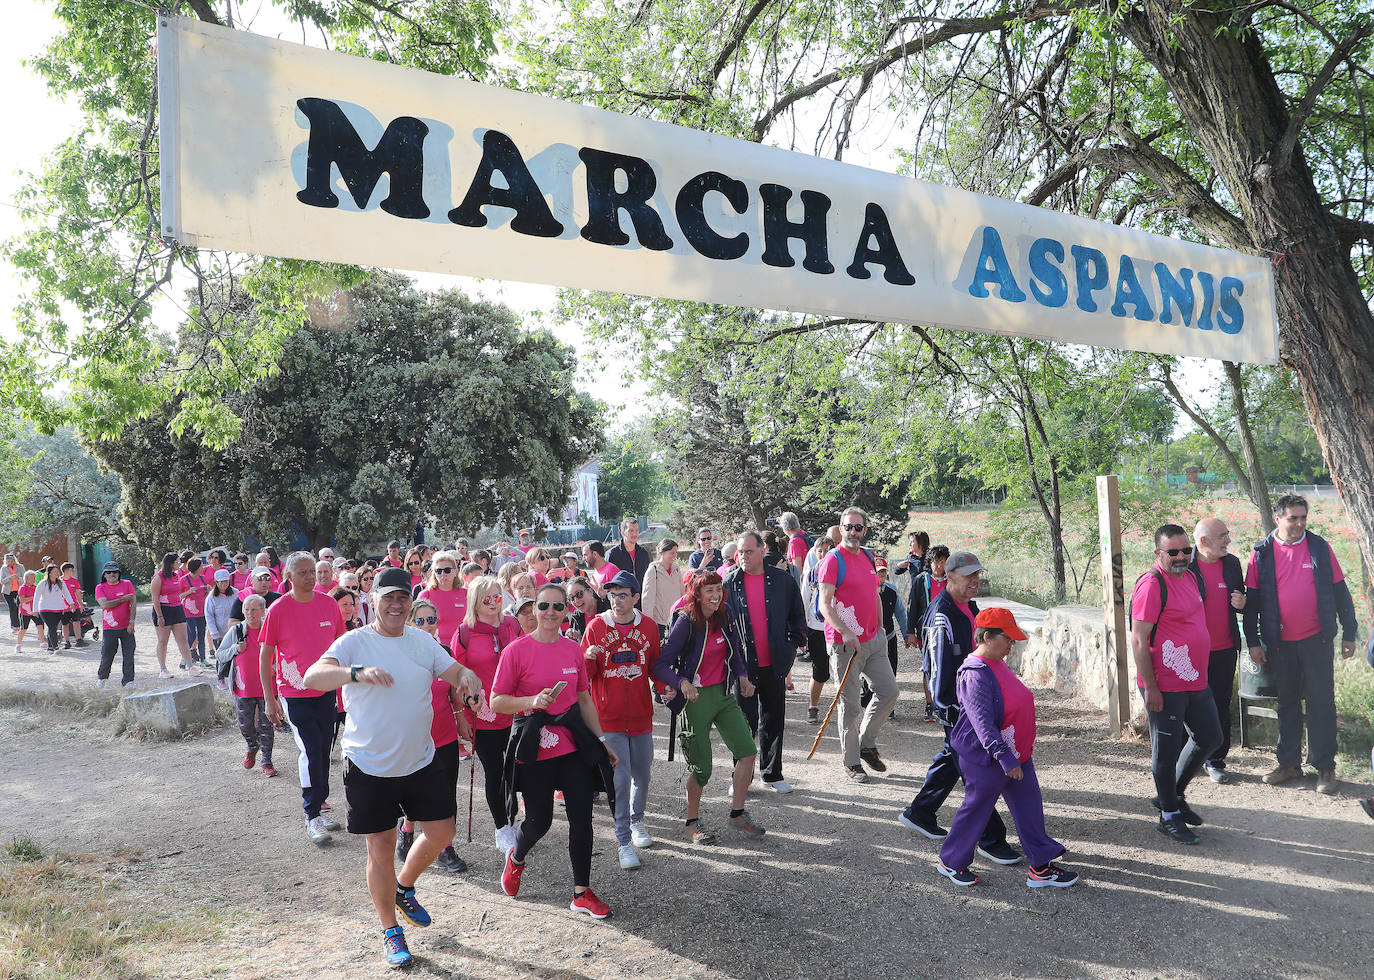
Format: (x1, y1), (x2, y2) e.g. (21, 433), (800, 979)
(603, 731), (653, 845)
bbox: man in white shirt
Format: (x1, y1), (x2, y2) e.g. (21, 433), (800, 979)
(303, 566), (480, 970)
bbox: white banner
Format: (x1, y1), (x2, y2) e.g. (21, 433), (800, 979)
(158, 16), (1279, 363)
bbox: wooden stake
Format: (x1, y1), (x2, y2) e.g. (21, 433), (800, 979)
(1098, 475), (1130, 735)
(807, 650), (858, 759)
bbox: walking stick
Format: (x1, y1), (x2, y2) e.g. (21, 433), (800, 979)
(807, 649), (858, 759)
(667, 710), (677, 761)
(466, 743), (475, 843)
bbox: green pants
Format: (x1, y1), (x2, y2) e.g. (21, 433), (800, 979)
(679, 683), (756, 787)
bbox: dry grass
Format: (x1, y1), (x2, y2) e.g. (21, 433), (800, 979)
(0, 685), (233, 741)
(0, 850), (216, 980)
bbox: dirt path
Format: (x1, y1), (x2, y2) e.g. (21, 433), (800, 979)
(2, 623), (1372, 978)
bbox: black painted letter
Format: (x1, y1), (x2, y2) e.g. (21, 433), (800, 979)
(449, 130), (564, 238)
(578, 148), (673, 251)
(675, 171), (749, 260)
(296, 98), (430, 219)
(845, 203), (915, 285)
(759, 184), (833, 274)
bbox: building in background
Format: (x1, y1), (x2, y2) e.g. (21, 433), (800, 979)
(559, 459), (600, 529)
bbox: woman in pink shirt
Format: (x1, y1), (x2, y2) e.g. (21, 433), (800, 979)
(417, 551), (467, 643)
(151, 552), (198, 678)
(182, 556), (211, 666)
(450, 576), (520, 855)
(14, 570), (42, 651)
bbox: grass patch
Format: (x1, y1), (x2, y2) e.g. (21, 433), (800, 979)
(0, 685), (234, 741)
(4, 836), (42, 862)
(0, 851), (219, 980)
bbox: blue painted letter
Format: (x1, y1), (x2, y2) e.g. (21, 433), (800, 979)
(1071, 245), (1108, 312)
(1027, 238), (1068, 307)
(968, 227), (1026, 302)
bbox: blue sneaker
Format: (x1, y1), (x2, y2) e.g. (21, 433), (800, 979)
(394, 887), (431, 928)
(382, 926), (413, 969)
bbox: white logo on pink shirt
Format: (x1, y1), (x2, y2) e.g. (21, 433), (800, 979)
(539, 727), (560, 749)
(1001, 724), (1020, 759)
(473, 690), (497, 723)
(834, 600), (863, 636)
(1160, 640), (1199, 682)
(279, 657), (308, 691)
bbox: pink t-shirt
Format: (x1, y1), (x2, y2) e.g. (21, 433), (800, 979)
(429, 679), (458, 748)
(532, 570), (549, 587)
(95, 580), (135, 631)
(181, 572), (208, 617)
(491, 634), (588, 761)
(419, 586), (467, 641)
(594, 562), (622, 586)
(930, 578), (947, 602)
(1196, 559), (1237, 651)
(698, 627), (729, 687)
(259, 592), (347, 698)
(232, 570), (249, 590)
(1244, 535), (1344, 643)
(152, 572), (182, 609)
(954, 599), (975, 637)
(786, 533), (809, 565)
(233, 625), (265, 699)
(742, 570), (771, 669)
(1130, 567), (1210, 692)
(62, 576), (82, 610)
(974, 654), (1037, 763)
(817, 547), (880, 644)
(451, 617), (520, 732)
(18, 584), (35, 616)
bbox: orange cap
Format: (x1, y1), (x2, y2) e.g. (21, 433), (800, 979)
(974, 607), (1027, 641)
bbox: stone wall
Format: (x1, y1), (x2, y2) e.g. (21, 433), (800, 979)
(1016, 603), (1148, 730)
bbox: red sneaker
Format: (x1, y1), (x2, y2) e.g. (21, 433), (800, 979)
(243, 750), (257, 770)
(501, 851), (525, 897)
(570, 888), (611, 919)
(262, 763), (279, 777)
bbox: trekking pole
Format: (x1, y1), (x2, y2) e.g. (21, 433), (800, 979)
(667, 710), (677, 762)
(807, 650), (858, 760)
(466, 744), (476, 843)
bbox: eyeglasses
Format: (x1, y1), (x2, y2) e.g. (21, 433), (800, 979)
(536, 601), (567, 612)
(699, 535), (711, 541)
(406, 561), (420, 567)
(412, 615), (437, 625)
(842, 523), (866, 532)
(568, 591), (586, 601)
(1161, 546), (1194, 556)
(434, 567), (454, 575)
(480, 595), (502, 605)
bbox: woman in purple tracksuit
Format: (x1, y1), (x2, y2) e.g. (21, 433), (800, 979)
(937, 607), (1080, 889)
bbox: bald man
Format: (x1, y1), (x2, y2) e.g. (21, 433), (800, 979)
(1190, 518), (1246, 783)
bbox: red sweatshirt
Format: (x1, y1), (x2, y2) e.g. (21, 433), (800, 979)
(581, 610), (660, 736)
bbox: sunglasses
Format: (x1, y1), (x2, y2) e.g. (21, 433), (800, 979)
(842, 523), (866, 532)
(412, 615), (437, 625)
(536, 601), (567, 612)
(568, 591), (586, 601)
(699, 536), (712, 541)
(480, 595), (502, 605)
(1161, 546), (1194, 556)
(434, 567), (454, 575)
(406, 561), (420, 567)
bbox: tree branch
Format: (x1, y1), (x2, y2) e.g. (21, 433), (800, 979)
(1272, 20), (1374, 170)
(1330, 211), (1374, 248)
(710, 0), (775, 84)
(183, 0), (224, 25)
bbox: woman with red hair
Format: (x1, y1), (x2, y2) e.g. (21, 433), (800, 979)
(653, 571), (763, 844)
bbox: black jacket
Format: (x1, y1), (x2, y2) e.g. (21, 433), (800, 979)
(501, 701), (615, 824)
(1188, 552), (1244, 651)
(606, 542), (652, 588)
(721, 564), (808, 680)
(1243, 531), (1357, 647)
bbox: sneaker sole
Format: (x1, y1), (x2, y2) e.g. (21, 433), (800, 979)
(860, 757), (887, 773)
(936, 863), (978, 886)
(1027, 875), (1079, 888)
(1156, 824), (1199, 845)
(976, 845), (1023, 866)
(394, 905), (431, 929)
(898, 812), (946, 840)
(569, 901), (611, 920)
(387, 957), (414, 970)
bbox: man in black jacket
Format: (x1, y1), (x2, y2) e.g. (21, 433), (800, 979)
(1190, 518), (1247, 784)
(724, 531), (808, 793)
(607, 519), (652, 592)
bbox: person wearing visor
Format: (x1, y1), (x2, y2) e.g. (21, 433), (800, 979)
(936, 608), (1079, 889)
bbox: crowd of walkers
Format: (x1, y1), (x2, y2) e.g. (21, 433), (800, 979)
(5, 496), (1372, 969)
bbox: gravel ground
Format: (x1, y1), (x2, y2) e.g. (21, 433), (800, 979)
(1, 618), (1372, 979)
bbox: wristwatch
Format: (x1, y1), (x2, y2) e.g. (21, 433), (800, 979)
(350, 665), (361, 683)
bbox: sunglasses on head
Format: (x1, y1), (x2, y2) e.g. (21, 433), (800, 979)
(842, 523), (866, 532)
(536, 601), (567, 612)
(413, 615), (437, 625)
(1162, 546), (1194, 556)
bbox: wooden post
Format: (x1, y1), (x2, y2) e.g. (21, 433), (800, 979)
(1097, 475), (1130, 735)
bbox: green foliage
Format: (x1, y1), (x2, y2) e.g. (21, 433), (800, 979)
(4, 835), (43, 863)
(88, 272), (602, 555)
(0, 426), (124, 544)
(596, 436), (668, 523)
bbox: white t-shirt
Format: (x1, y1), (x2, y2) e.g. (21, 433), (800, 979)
(327, 625), (457, 778)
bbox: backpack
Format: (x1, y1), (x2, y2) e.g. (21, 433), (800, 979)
(216, 622), (246, 683)
(1130, 568), (1204, 647)
(808, 547), (877, 623)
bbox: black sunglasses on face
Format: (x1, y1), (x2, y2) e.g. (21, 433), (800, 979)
(842, 523), (866, 532)
(1162, 546), (1194, 556)
(536, 601), (567, 612)
(568, 591), (586, 601)
(434, 567), (454, 575)
(406, 561), (420, 567)
(413, 615), (437, 625)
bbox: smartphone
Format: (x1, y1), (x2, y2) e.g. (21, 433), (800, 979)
(549, 680), (568, 700)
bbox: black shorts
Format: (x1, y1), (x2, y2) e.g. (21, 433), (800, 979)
(153, 604), (186, 627)
(344, 744), (457, 835)
(808, 628), (830, 683)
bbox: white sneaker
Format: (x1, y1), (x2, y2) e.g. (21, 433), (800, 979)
(158, 668), (172, 679)
(318, 813), (342, 832)
(305, 816), (332, 845)
(96, 678), (106, 690)
(629, 821), (653, 849)
(617, 842), (641, 869)
(765, 779), (794, 794)
(495, 824), (518, 854)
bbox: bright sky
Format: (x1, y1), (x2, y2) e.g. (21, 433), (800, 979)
(1, 0), (1223, 436)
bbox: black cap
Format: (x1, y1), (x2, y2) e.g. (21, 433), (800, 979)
(608, 570), (640, 594)
(374, 566), (412, 596)
(102, 561), (121, 574)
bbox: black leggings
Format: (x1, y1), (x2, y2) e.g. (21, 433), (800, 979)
(40, 611), (64, 650)
(474, 727), (512, 828)
(1147, 688), (1223, 811)
(512, 751), (596, 888)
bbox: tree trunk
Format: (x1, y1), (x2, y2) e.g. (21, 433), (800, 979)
(1223, 361), (1276, 533)
(1123, 4), (1374, 593)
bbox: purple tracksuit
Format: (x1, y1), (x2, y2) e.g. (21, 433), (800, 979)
(939, 656), (1065, 872)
